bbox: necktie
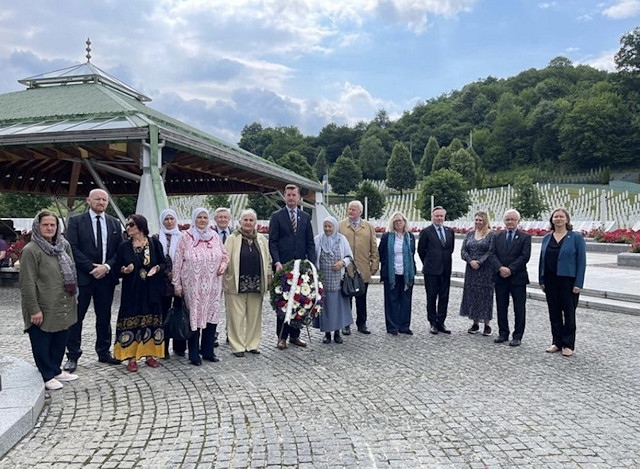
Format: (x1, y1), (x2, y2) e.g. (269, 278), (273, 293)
(290, 209), (297, 234)
(506, 230), (513, 249)
(222, 230), (227, 243)
(438, 227), (446, 246)
(96, 215), (103, 263)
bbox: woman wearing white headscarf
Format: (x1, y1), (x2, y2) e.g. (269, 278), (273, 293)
(157, 208), (186, 358)
(313, 216), (353, 344)
(173, 208), (229, 365)
(20, 211), (78, 390)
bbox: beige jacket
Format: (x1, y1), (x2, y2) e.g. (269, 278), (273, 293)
(223, 231), (271, 295)
(338, 218), (380, 282)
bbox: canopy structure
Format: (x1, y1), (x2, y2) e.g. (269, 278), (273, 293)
(0, 40), (327, 232)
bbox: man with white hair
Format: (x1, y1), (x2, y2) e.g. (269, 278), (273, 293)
(338, 200), (379, 334)
(490, 209), (531, 347)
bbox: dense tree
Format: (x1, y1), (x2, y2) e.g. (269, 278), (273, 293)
(615, 26), (640, 75)
(314, 148), (328, 181)
(450, 148), (478, 187)
(247, 193), (281, 220)
(278, 150), (316, 181)
(330, 155), (362, 196)
(238, 122), (268, 155)
(512, 176), (548, 220)
(359, 136), (387, 179)
(355, 181), (385, 219)
(205, 194), (231, 211)
(417, 169), (471, 220)
(0, 194), (53, 218)
(419, 136), (439, 178)
(386, 143), (416, 195)
(432, 146), (452, 172)
(316, 123), (360, 164)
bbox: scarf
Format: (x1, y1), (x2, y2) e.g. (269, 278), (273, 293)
(159, 208), (181, 260)
(235, 227), (258, 241)
(188, 207), (215, 247)
(319, 216), (340, 254)
(386, 230), (415, 288)
(31, 213), (77, 295)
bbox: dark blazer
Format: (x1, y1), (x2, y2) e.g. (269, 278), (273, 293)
(378, 232), (416, 283)
(268, 207), (316, 268)
(66, 211), (122, 286)
(417, 224), (455, 276)
(491, 229), (531, 285)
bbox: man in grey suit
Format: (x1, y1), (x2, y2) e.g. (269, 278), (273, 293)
(63, 189), (122, 372)
(268, 184), (316, 350)
(491, 209), (531, 347)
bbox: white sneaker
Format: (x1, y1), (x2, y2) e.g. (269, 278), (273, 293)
(54, 371), (79, 382)
(45, 378), (64, 390)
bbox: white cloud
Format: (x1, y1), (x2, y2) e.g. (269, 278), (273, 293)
(602, 0), (640, 19)
(580, 49), (618, 72)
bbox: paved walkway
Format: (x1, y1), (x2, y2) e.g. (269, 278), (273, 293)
(1, 244), (640, 468)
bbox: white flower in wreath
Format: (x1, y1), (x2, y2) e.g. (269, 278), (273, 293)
(301, 273), (310, 282)
(294, 285), (301, 294)
(275, 286), (282, 294)
(304, 301), (312, 309)
(282, 291), (290, 300)
(300, 284), (311, 296)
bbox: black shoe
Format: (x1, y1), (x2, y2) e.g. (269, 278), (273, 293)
(214, 340), (219, 348)
(342, 325), (351, 335)
(323, 333), (332, 344)
(202, 354), (220, 362)
(482, 325), (492, 336)
(437, 325), (451, 334)
(509, 339), (522, 347)
(399, 330), (413, 335)
(190, 359), (202, 366)
(387, 330), (399, 336)
(233, 351), (245, 357)
(98, 354), (121, 365)
(248, 349), (261, 355)
(467, 323), (480, 334)
(63, 359), (77, 373)
(174, 350), (186, 357)
(333, 331), (343, 344)
(430, 326), (439, 335)
(357, 325), (371, 334)
(494, 336), (509, 343)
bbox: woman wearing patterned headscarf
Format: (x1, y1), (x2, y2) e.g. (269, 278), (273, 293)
(157, 208), (186, 358)
(20, 211), (78, 390)
(313, 216), (353, 344)
(173, 208), (229, 365)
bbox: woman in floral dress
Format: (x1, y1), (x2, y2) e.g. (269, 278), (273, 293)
(173, 208), (229, 366)
(459, 211), (496, 336)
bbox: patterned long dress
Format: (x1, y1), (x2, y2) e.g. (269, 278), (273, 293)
(172, 232), (229, 330)
(315, 246), (353, 332)
(459, 230), (496, 321)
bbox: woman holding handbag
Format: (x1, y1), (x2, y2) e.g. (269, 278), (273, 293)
(313, 216), (354, 344)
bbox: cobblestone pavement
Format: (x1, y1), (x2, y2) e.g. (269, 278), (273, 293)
(1, 282), (640, 468)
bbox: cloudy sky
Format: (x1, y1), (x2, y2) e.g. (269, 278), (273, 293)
(1, 0), (639, 146)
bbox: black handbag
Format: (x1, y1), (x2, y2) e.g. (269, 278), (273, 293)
(163, 300), (194, 340)
(341, 256), (366, 298)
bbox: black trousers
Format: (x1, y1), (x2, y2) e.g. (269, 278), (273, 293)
(160, 295), (187, 355)
(544, 273), (579, 350)
(29, 326), (68, 382)
(351, 283), (370, 328)
(383, 275), (412, 333)
(495, 281), (527, 340)
(276, 318), (301, 341)
(67, 278), (116, 360)
(188, 322), (217, 362)
(424, 274), (451, 326)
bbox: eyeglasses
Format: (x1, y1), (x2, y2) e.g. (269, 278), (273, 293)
(126, 222), (135, 228)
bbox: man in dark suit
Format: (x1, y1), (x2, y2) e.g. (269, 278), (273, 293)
(417, 206), (455, 334)
(63, 189), (123, 372)
(269, 184), (316, 350)
(491, 209), (531, 347)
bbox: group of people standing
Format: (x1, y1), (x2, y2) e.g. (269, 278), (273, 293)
(18, 184), (587, 391)
(379, 205), (587, 358)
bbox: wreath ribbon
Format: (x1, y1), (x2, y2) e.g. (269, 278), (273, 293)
(283, 259), (321, 325)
